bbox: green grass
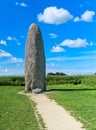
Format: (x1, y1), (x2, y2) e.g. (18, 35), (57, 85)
(0, 75), (96, 86)
(1, 75), (96, 130)
(0, 86), (40, 130)
(47, 84), (96, 130)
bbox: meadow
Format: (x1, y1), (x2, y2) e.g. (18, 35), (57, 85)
(0, 86), (40, 130)
(0, 75), (96, 130)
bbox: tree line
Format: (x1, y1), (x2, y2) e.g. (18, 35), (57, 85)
(47, 72), (67, 76)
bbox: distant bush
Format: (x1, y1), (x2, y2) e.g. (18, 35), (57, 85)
(47, 72), (55, 76)
(0, 75), (96, 87)
(0, 76), (25, 86)
(47, 72), (67, 76)
(82, 75), (96, 87)
(46, 75), (83, 85)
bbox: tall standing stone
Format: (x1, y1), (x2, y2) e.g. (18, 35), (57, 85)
(25, 23), (46, 93)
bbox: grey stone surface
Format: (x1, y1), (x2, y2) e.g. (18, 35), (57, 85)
(32, 88), (42, 94)
(25, 23), (46, 93)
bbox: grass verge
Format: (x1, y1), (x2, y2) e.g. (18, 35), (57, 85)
(0, 86), (40, 130)
(47, 84), (96, 130)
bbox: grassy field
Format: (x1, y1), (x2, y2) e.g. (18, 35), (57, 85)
(0, 86), (41, 130)
(0, 75), (96, 86)
(0, 75), (96, 130)
(47, 84), (96, 130)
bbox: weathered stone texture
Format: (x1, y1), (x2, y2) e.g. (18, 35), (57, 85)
(25, 23), (46, 93)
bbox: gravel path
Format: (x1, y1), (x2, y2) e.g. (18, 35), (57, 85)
(26, 93), (86, 130)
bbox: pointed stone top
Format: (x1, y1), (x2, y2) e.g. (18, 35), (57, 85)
(29, 23), (39, 31)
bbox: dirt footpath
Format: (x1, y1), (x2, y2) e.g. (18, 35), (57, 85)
(26, 93), (86, 130)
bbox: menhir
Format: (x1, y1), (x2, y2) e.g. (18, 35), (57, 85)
(25, 23), (46, 93)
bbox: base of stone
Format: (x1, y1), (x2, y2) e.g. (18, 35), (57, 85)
(32, 88), (43, 94)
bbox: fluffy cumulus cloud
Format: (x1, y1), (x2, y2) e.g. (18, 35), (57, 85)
(0, 40), (7, 45)
(81, 11), (95, 22)
(74, 10), (95, 22)
(38, 6), (73, 24)
(15, 2), (28, 7)
(51, 46), (65, 52)
(60, 38), (88, 48)
(49, 33), (58, 39)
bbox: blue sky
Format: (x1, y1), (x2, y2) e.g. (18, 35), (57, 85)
(0, 0), (96, 76)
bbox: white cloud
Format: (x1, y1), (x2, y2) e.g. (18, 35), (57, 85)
(7, 36), (18, 41)
(7, 36), (21, 45)
(17, 42), (21, 45)
(13, 37), (17, 41)
(7, 36), (13, 41)
(79, 4), (83, 8)
(15, 2), (28, 7)
(0, 49), (23, 63)
(4, 69), (9, 73)
(74, 17), (80, 22)
(49, 33), (58, 39)
(21, 35), (25, 38)
(38, 6), (73, 24)
(47, 55), (96, 62)
(47, 57), (64, 61)
(0, 67), (24, 76)
(50, 63), (56, 66)
(89, 42), (94, 46)
(81, 10), (95, 22)
(0, 40), (7, 45)
(20, 2), (28, 7)
(60, 38), (88, 48)
(51, 46), (66, 52)
(17, 63), (20, 66)
(0, 49), (12, 58)
(74, 10), (95, 22)
(15, 2), (19, 6)
(9, 57), (23, 63)
(46, 63), (58, 67)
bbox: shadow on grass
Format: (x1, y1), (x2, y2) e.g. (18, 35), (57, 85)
(45, 88), (96, 92)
